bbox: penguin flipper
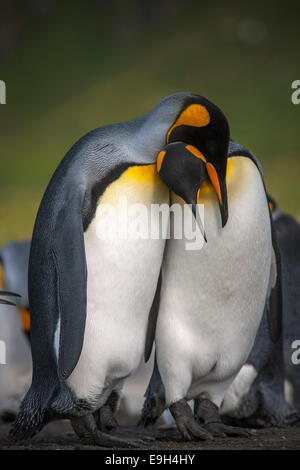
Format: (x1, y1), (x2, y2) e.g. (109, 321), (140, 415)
(144, 269), (162, 362)
(51, 185), (87, 380)
(266, 216), (282, 343)
(228, 141), (282, 342)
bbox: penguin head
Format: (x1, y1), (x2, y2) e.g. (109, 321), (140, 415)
(159, 94), (230, 227)
(157, 142), (208, 240)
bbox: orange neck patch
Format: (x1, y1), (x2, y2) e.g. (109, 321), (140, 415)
(206, 162), (222, 205)
(186, 144), (206, 163)
(20, 308), (31, 332)
(167, 104), (210, 143)
(157, 150), (166, 173)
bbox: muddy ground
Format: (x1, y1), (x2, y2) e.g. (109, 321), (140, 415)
(0, 418), (300, 450)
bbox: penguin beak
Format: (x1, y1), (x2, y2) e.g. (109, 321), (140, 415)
(206, 162), (228, 227)
(183, 187), (207, 243)
(195, 188), (207, 242)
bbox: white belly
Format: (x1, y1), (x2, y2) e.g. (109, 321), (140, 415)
(156, 157), (273, 406)
(67, 166), (168, 403)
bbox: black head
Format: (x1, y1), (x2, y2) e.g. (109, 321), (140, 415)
(164, 94), (230, 226)
(157, 142), (208, 241)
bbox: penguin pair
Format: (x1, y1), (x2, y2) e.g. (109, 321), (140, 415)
(221, 198), (300, 427)
(12, 93), (281, 446)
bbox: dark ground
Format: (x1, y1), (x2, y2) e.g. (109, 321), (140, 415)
(0, 419), (300, 450)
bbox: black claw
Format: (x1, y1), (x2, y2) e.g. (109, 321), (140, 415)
(170, 399), (213, 441)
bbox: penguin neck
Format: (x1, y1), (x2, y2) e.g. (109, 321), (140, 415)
(130, 94), (192, 162)
(132, 111), (177, 162)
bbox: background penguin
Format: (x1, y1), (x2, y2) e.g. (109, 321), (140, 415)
(0, 292), (18, 306)
(11, 92), (222, 448)
(141, 136), (282, 440)
(0, 241), (32, 420)
(221, 197), (300, 427)
(0, 241), (31, 338)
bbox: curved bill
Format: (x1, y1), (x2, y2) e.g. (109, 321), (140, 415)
(190, 201), (207, 243)
(206, 162), (228, 227)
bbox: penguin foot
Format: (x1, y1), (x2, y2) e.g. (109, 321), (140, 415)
(111, 426), (156, 442)
(169, 399), (213, 441)
(71, 414), (150, 448)
(204, 422), (252, 438)
(194, 397), (252, 438)
(94, 405), (119, 432)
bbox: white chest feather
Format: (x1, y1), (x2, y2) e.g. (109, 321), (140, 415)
(66, 165), (168, 401)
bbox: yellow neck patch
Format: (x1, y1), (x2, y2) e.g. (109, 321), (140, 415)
(157, 150), (166, 173)
(119, 164), (160, 184)
(167, 104), (210, 143)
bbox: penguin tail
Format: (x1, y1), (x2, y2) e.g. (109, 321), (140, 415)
(10, 380), (59, 441)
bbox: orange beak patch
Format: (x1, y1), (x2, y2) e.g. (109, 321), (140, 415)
(185, 145), (223, 206)
(156, 150), (166, 173)
(206, 162), (222, 206)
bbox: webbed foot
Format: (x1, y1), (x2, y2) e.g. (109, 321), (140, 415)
(71, 414), (149, 448)
(170, 399), (213, 441)
(194, 397), (253, 437)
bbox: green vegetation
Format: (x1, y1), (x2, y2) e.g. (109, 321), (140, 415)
(0, 1), (299, 245)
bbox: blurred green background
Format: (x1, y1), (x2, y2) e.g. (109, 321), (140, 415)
(0, 0), (299, 246)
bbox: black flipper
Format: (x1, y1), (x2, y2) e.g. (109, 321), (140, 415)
(144, 269), (162, 362)
(265, 215), (282, 342)
(228, 140), (282, 342)
(51, 185), (88, 380)
(11, 178), (89, 441)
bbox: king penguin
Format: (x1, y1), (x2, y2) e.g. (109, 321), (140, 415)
(11, 93), (223, 447)
(0, 241), (32, 421)
(221, 196), (300, 427)
(141, 121), (282, 440)
(0, 244), (21, 307)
